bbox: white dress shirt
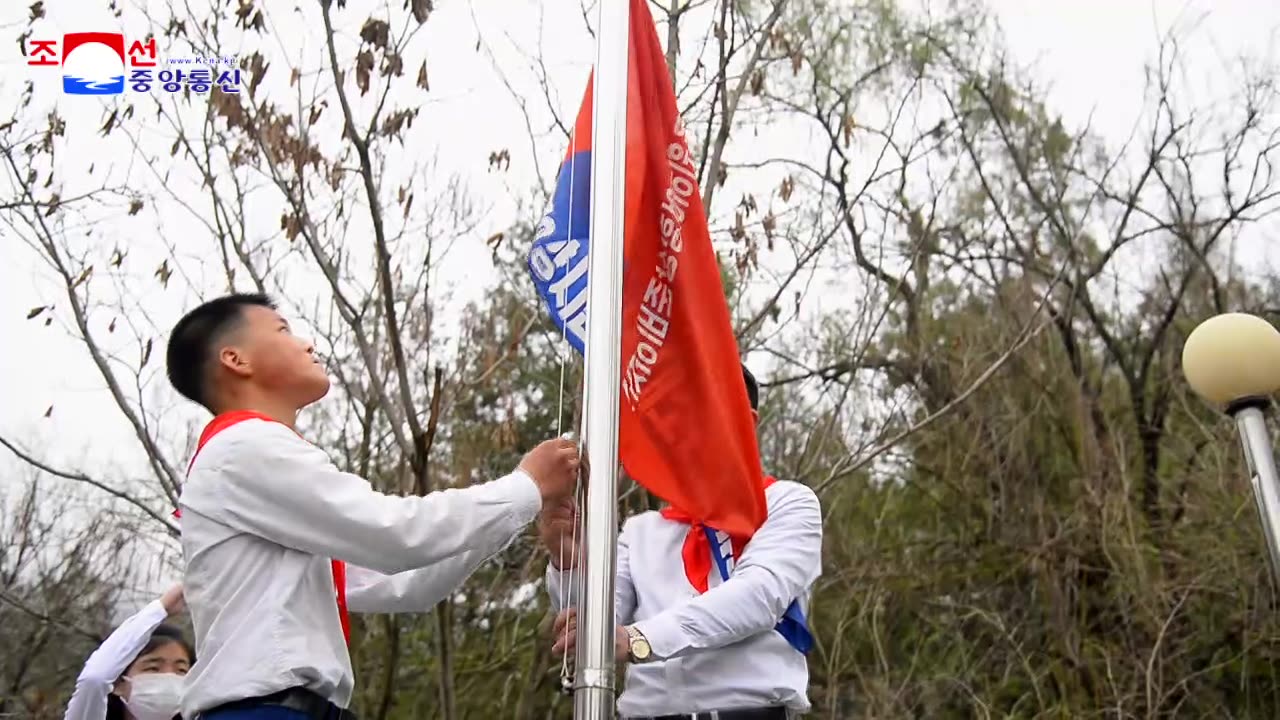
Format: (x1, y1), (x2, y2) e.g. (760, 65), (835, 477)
(178, 419), (542, 719)
(546, 480), (822, 716)
(64, 599), (169, 720)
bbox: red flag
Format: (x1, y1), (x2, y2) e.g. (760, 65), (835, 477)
(529, 0), (768, 538)
(528, 0), (766, 538)
(616, 0), (766, 539)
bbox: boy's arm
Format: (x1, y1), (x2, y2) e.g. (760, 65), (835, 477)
(344, 527), (522, 613)
(545, 520), (637, 625)
(181, 421), (544, 575)
(630, 483), (821, 660)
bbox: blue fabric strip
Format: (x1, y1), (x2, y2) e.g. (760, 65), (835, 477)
(703, 526), (813, 654)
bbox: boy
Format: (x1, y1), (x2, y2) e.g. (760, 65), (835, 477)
(167, 293), (579, 719)
(540, 365), (820, 719)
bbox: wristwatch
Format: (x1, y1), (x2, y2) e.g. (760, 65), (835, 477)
(625, 625), (652, 663)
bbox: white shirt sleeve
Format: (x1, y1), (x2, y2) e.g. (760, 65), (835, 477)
(631, 484), (822, 660)
(63, 599), (169, 720)
(545, 519), (637, 623)
(181, 421), (543, 575)
(344, 524), (524, 613)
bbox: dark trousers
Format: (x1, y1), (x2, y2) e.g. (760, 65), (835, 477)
(198, 688), (352, 720)
(201, 708), (310, 720)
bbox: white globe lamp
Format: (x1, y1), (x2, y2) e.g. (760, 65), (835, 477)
(1182, 313), (1280, 588)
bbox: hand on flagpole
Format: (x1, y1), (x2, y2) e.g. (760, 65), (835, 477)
(538, 497), (580, 570)
(551, 608), (628, 660)
(519, 438), (581, 504)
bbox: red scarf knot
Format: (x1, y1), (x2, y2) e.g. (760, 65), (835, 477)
(660, 476), (775, 594)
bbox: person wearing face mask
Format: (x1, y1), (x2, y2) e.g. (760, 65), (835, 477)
(64, 582), (192, 720)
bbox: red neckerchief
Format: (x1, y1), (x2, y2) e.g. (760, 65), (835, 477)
(659, 476), (776, 593)
(175, 410), (351, 644)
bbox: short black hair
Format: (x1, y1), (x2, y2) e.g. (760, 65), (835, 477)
(742, 363), (759, 411)
(126, 623), (195, 674)
(166, 293), (275, 410)
(107, 624), (194, 720)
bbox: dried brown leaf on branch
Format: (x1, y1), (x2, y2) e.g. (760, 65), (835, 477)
(155, 259), (171, 287)
(281, 212), (302, 241)
(71, 266), (93, 290)
(380, 107), (418, 141)
(234, 3), (264, 33)
(243, 52), (268, 95)
(360, 18), (391, 49)
(417, 61), (430, 91)
(356, 49), (374, 95)
(211, 90), (247, 130)
(380, 51), (404, 78)
(488, 149), (511, 172)
(407, 0), (432, 24)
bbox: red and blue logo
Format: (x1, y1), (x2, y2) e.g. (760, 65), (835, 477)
(61, 32), (125, 95)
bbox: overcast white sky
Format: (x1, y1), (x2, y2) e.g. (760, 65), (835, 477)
(2, 0), (1279, 599)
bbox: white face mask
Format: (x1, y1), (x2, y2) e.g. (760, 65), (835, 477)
(123, 672), (184, 720)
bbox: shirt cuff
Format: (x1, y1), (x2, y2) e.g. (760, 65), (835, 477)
(140, 598), (170, 623)
(632, 613), (689, 660)
(500, 469), (542, 529)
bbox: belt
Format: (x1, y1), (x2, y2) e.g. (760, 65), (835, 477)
(201, 687), (356, 720)
(634, 707), (790, 720)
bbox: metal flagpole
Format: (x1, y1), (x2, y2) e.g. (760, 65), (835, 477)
(1232, 401), (1280, 588)
(574, 0), (630, 717)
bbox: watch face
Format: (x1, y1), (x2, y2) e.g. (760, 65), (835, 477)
(632, 638), (651, 659)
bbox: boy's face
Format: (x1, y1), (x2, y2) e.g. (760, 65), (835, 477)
(221, 305), (330, 407)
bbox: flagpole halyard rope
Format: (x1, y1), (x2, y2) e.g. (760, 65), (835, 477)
(554, 107), (588, 694)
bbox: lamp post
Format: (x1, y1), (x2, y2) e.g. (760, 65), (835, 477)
(1182, 313), (1280, 587)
